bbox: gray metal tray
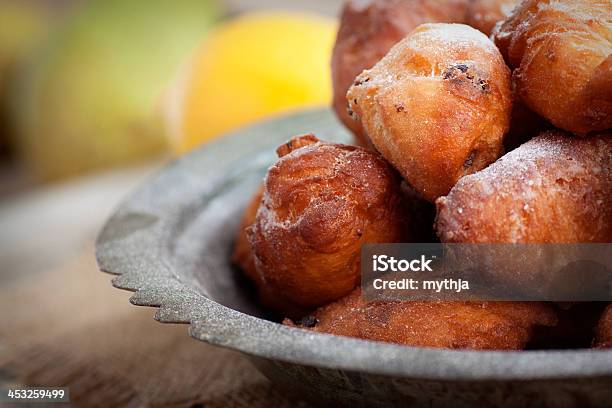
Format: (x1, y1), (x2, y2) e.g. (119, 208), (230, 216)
(96, 108), (612, 407)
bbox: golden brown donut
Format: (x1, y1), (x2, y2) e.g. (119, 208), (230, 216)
(232, 186), (301, 312)
(466, 0), (517, 35)
(332, 0), (471, 147)
(233, 187), (434, 319)
(285, 288), (557, 350)
(436, 131), (612, 243)
(347, 23), (512, 201)
(234, 138), (437, 316)
(247, 134), (410, 310)
(492, 0), (612, 136)
(232, 185), (308, 318)
(594, 304), (612, 348)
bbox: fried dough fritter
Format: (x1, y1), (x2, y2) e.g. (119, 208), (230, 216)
(232, 185), (307, 317)
(466, 0), (517, 36)
(594, 304), (612, 348)
(285, 288), (557, 350)
(436, 131), (612, 243)
(347, 23), (511, 201)
(247, 134), (410, 310)
(232, 186), (308, 318)
(492, 0), (612, 136)
(332, 0), (471, 147)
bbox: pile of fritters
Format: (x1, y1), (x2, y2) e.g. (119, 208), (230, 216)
(232, 0), (611, 350)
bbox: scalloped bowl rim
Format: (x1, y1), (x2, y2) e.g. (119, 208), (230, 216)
(95, 108), (612, 383)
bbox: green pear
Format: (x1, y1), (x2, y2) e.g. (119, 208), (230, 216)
(12, 0), (219, 180)
(0, 2), (54, 157)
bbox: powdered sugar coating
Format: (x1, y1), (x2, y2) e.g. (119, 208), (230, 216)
(347, 23), (511, 201)
(331, 0), (472, 147)
(436, 131), (612, 243)
(492, 0), (612, 135)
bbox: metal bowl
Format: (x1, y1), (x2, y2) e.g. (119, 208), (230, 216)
(96, 108), (612, 408)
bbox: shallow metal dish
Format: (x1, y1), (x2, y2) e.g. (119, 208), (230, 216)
(96, 108), (612, 408)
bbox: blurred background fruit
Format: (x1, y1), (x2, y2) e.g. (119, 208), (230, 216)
(0, 1), (58, 160)
(11, 0), (220, 181)
(164, 12), (337, 153)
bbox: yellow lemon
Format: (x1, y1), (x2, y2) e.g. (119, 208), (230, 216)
(165, 12), (337, 153)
